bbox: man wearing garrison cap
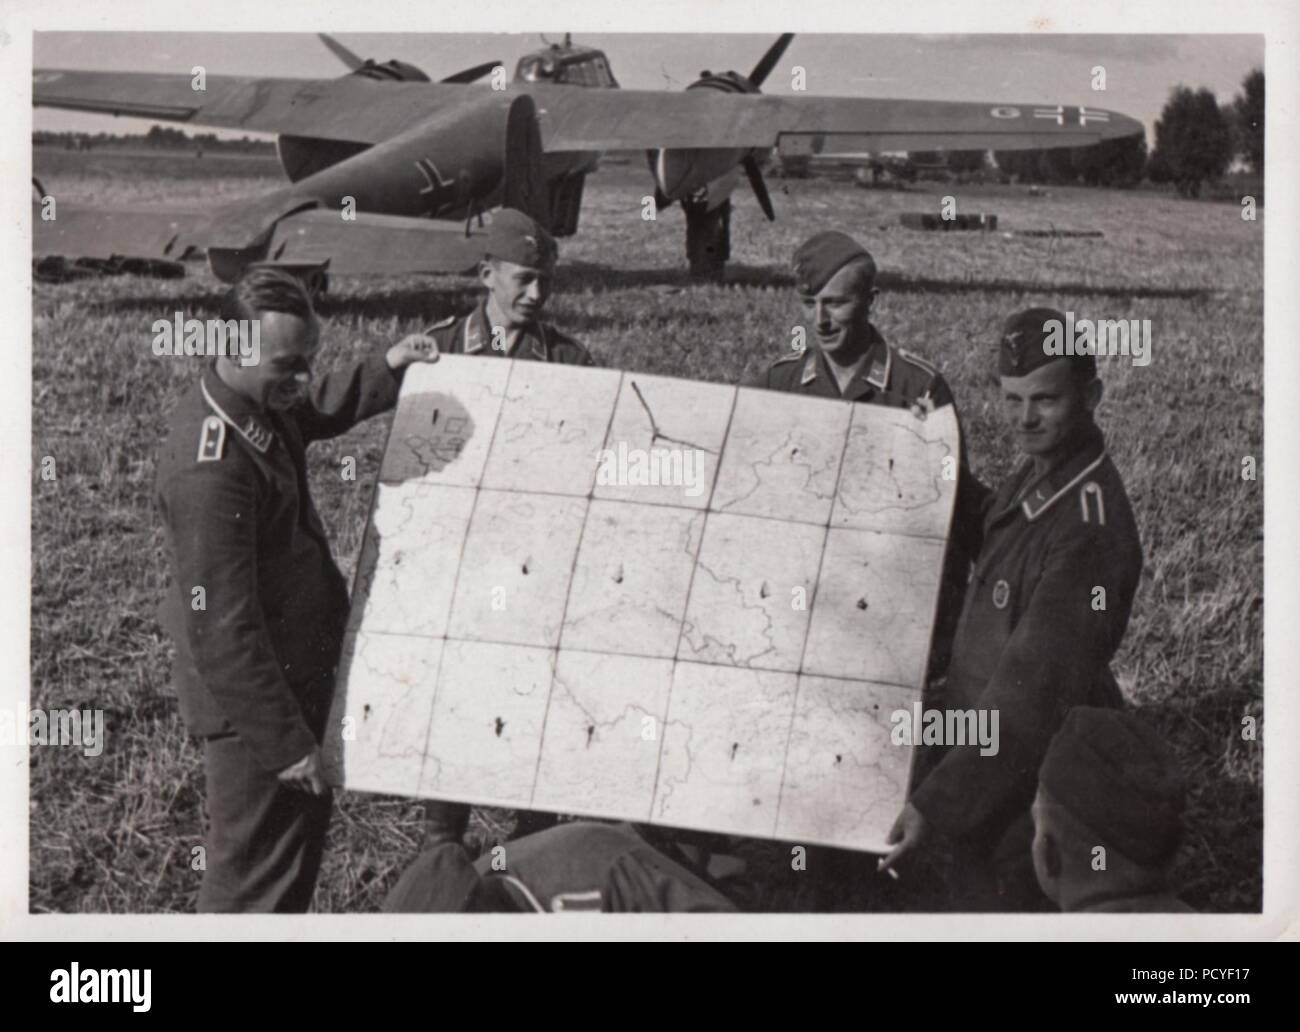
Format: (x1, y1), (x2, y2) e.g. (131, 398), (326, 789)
(882, 307), (1144, 911)
(751, 230), (985, 614)
(407, 209), (596, 853)
(753, 230), (956, 409)
(1032, 707), (1193, 912)
(415, 208), (596, 366)
(750, 230), (987, 908)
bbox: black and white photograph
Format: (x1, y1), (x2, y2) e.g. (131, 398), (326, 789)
(4, 0), (1297, 960)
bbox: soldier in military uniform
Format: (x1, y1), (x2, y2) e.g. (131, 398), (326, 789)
(751, 231), (987, 646)
(422, 207), (595, 367)
(749, 231), (986, 908)
(415, 207), (597, 852)
(1032, 707), (1193, 913)
(155, 267), (440, 912)
(753, 230), (954, 410)
(882, 307), (1145, 912)
(383, 821), (737, 913)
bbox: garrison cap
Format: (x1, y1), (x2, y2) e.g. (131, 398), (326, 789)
(1039, 707), (1186, 867)
(484, 208), (557, 270)
(792, 231), (877, 294)
(999, 306), (1098, 379)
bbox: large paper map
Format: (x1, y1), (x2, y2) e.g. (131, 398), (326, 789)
(323, 356), (959, 852)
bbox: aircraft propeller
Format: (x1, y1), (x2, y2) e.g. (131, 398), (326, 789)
(747, 32), (794, 89)
(653, 33), (793, 222)
(318, 33), (366, 71)
(736, 33), (792, 221)
(317, 33), (500, 85)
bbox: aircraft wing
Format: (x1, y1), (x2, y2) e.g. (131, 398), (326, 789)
(532, 86), (1144, 153)
(34, 68), (1143, 151)
(33, 203), (209, 262)
(252, 210), (484, 276)
(33, 198), (487, 278)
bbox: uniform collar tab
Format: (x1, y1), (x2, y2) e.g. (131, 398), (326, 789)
(530, 323), (549, 361)
(464, 304), (488, 355)
(1019, 424), (1108, 521)
(200, 371), (276, 455)
(864, 343), (891, 391)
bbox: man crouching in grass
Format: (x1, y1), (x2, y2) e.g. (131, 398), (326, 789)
(155, 267), (439, 912)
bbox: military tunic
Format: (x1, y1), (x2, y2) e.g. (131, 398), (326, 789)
(155, 350), (404, 911)
(384, 822), (737, 913)
(425, 299), (595, 366)
(909, 422), (1143, 907)
(754, 325), (953, 410)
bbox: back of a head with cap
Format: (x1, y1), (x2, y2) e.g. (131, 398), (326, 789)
(1038, 706), (1187, 869)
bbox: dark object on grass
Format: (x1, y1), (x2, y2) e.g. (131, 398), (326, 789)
(33, 253), (186, 281)
(899, 212), (998, 231)
(1002, 229), (1105, 239)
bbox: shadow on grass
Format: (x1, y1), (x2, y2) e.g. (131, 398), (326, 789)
(69, 263), (1209, 319)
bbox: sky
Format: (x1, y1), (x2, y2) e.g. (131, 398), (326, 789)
(32, 32), (1264, 146)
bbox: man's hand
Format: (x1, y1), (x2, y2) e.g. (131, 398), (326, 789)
(386, 334), (441, 371)
(276, 746), (327, 796)
(880, 802), (928, 875)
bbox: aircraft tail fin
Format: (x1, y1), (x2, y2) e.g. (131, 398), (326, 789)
(500, 94), (551, 228)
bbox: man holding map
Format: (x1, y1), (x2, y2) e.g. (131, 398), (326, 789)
(882, 307), (1144, 911)
(155, 268), (440, 912)
(422, 208), (596, 366)
(750, 230), (984, 906)
(414, 207), (598, 851)
(753, 230), (986, 672)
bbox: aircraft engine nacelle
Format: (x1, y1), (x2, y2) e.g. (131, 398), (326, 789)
(283, 92), (547, 224)
(651, 71), (761, 204)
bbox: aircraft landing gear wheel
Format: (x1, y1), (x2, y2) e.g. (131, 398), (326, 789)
(684, 197), (731, 282)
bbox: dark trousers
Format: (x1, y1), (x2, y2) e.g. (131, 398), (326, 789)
(196, 732), (333, 913)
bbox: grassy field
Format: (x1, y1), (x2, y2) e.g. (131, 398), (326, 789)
(30, 148), (1263, 913)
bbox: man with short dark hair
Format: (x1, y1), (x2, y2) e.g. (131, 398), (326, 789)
(1032, 707), (1193, 913)
(882, 307), (1144, 911)
(155, 267), (438, 911)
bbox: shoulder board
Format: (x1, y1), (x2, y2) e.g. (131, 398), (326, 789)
(547, 326), (580, 348)
(549, 330), (596, 361)
(428, 315), (458, 331)
(196, 415), (226, 463)
(897, 348), (939, 377)
(1078, 480), (1107, 526)
(771, 350), (803, 367)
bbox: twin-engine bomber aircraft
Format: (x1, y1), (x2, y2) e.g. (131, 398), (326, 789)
(33, 34), (1143, 285)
